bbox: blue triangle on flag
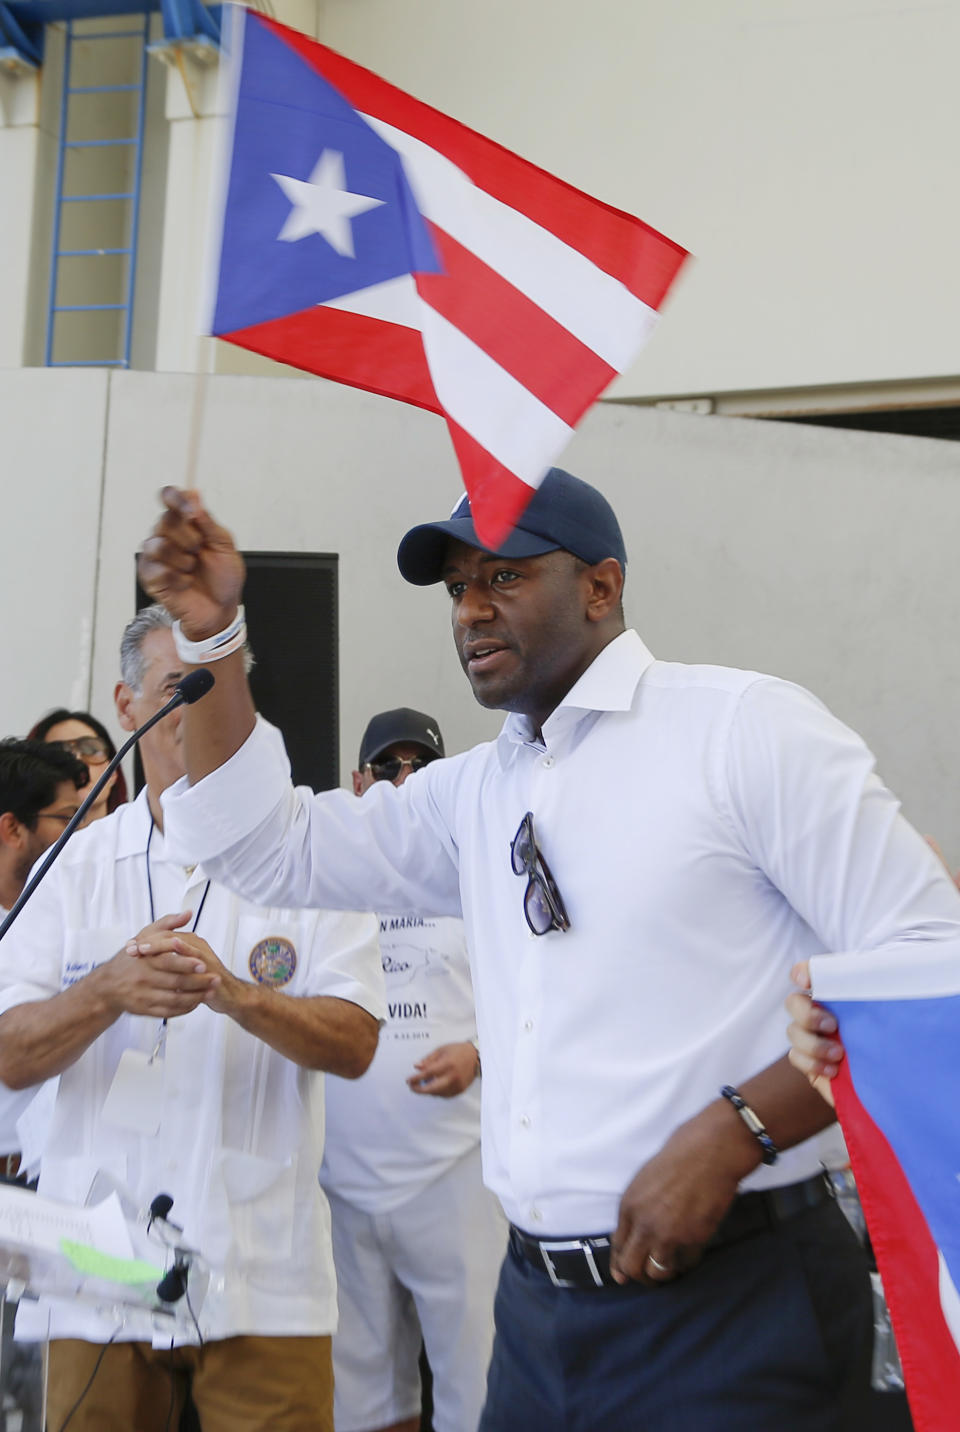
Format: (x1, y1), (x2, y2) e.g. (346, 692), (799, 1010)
(213, 16), (441, 336)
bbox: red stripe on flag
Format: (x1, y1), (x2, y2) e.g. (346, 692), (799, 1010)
(834, 1062), (960, 1432)
(257, 15), (689, 311)
(219, 306), (441, 414)
(445, 419), (541, 549)
(415, 225), (617, 425)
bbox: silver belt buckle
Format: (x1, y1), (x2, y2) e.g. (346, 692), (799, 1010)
(539, 1237), (607, 1289)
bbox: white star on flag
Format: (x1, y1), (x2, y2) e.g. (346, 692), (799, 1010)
(270, 149), (385, 257)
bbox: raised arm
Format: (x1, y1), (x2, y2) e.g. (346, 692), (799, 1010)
(141, 488), (462, 920)
(138, 487), (255, 782)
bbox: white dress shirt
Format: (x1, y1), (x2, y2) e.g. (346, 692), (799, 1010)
(0, 792), (384, 1343)
(164, 630), (960, 1236)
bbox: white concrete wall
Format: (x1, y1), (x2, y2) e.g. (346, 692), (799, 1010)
(3, 368), (960, 863)
(0, 368), (109, 728)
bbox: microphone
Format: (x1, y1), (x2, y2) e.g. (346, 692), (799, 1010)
(149, 1193), (176, 1224)
(173, 669), (215, 706)
(156, 1262), (188, 1304)
(147, 1193), (190, 1305)
(0, 669), (215, 942)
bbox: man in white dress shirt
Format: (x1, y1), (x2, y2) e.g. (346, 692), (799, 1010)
(321, 706), (505, 1432)
(0, 608), (384, 1432)
(137, 470), (960, 1430)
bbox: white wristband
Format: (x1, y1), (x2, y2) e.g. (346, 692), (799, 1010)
(173, 606), (246, 664)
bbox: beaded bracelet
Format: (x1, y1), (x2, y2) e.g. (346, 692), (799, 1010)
(720, 1085), (779, 1165)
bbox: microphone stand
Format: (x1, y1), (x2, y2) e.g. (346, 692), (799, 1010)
(0, 669), (214, 943)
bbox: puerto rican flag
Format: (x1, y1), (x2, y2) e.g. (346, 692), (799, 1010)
(812, 948), (960, 1432)
(207, 7), (688, 546)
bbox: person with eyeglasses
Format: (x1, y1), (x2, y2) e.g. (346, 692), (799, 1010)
(316, 706), (505, 1432)
(0, 737), (87, 1175)
(0, 739), (86, 926)
(28, 708), (128, 823)
(0, 743), (85, 1432)
(137, 468), (960, 1432)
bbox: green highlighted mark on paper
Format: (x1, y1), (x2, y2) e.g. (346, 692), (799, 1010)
(60, 1238), (162, 1285)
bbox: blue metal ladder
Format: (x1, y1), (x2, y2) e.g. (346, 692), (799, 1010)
(45, 10), (150, 368)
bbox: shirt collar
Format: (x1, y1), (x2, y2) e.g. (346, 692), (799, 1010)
(113, 787), (161, 859)
(497, 629), (656, 760)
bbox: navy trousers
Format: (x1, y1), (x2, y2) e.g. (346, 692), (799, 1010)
(479, 1199), (874, 1432)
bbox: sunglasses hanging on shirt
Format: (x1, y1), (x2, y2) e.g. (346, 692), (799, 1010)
(511, 811), (571, 936)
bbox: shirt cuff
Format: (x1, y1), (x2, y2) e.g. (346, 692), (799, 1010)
(161, 716), (291, 866)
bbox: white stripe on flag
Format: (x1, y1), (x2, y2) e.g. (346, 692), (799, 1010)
(419, 304), (573, 485)
(811, 944), (960, 1002)
(322, 274), (421, 329)
(361, 113), (659, 373)
(939, 1254), (960, 1354)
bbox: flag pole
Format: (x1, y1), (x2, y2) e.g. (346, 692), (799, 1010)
(184, 337), (213, 490)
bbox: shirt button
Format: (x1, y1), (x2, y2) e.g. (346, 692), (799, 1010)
(523, 1019), (533, 1032)
(531, 1206), (543, 1222)
(519, 1114), (531, 1127)
(542, 755), (555, 769)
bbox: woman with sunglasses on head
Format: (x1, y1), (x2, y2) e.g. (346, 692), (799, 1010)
(28, 709), (128, 824)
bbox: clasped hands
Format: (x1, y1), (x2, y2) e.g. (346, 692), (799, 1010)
(99, 911), (239, 1021)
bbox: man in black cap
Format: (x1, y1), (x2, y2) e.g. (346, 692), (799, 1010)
(138, 467), (960, 1430)
(318, 706), (505, 1432)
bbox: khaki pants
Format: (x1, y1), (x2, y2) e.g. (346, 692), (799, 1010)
(46, 1334), (333, 1432)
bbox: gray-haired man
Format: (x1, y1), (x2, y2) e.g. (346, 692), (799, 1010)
(0, 607), (384, 1432)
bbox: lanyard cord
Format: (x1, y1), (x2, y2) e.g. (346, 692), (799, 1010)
(145, 815), (212, 1052)
(145, 816), (211, 931)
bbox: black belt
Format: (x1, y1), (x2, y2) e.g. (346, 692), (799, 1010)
(509, 1172), (833, 1290)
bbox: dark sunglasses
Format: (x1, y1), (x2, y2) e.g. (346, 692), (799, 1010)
(511, 811), (571, 936)
(52, 736), (110, 761)
(366, 754), (436, 782)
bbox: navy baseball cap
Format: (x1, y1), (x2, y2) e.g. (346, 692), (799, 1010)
(396, 467), (627, 586)
(358, 708), (445, 768)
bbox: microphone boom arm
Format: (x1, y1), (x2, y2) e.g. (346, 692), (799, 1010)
(0, 669), (214, 943)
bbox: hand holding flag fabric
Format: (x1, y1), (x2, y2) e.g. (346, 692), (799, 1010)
(785, 961), (839, 1105)
(810, 947), (960, 1432)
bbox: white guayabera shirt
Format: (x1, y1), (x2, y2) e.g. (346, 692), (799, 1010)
(0, 792), (384, 1344)
(164, 630), (960, 1238)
